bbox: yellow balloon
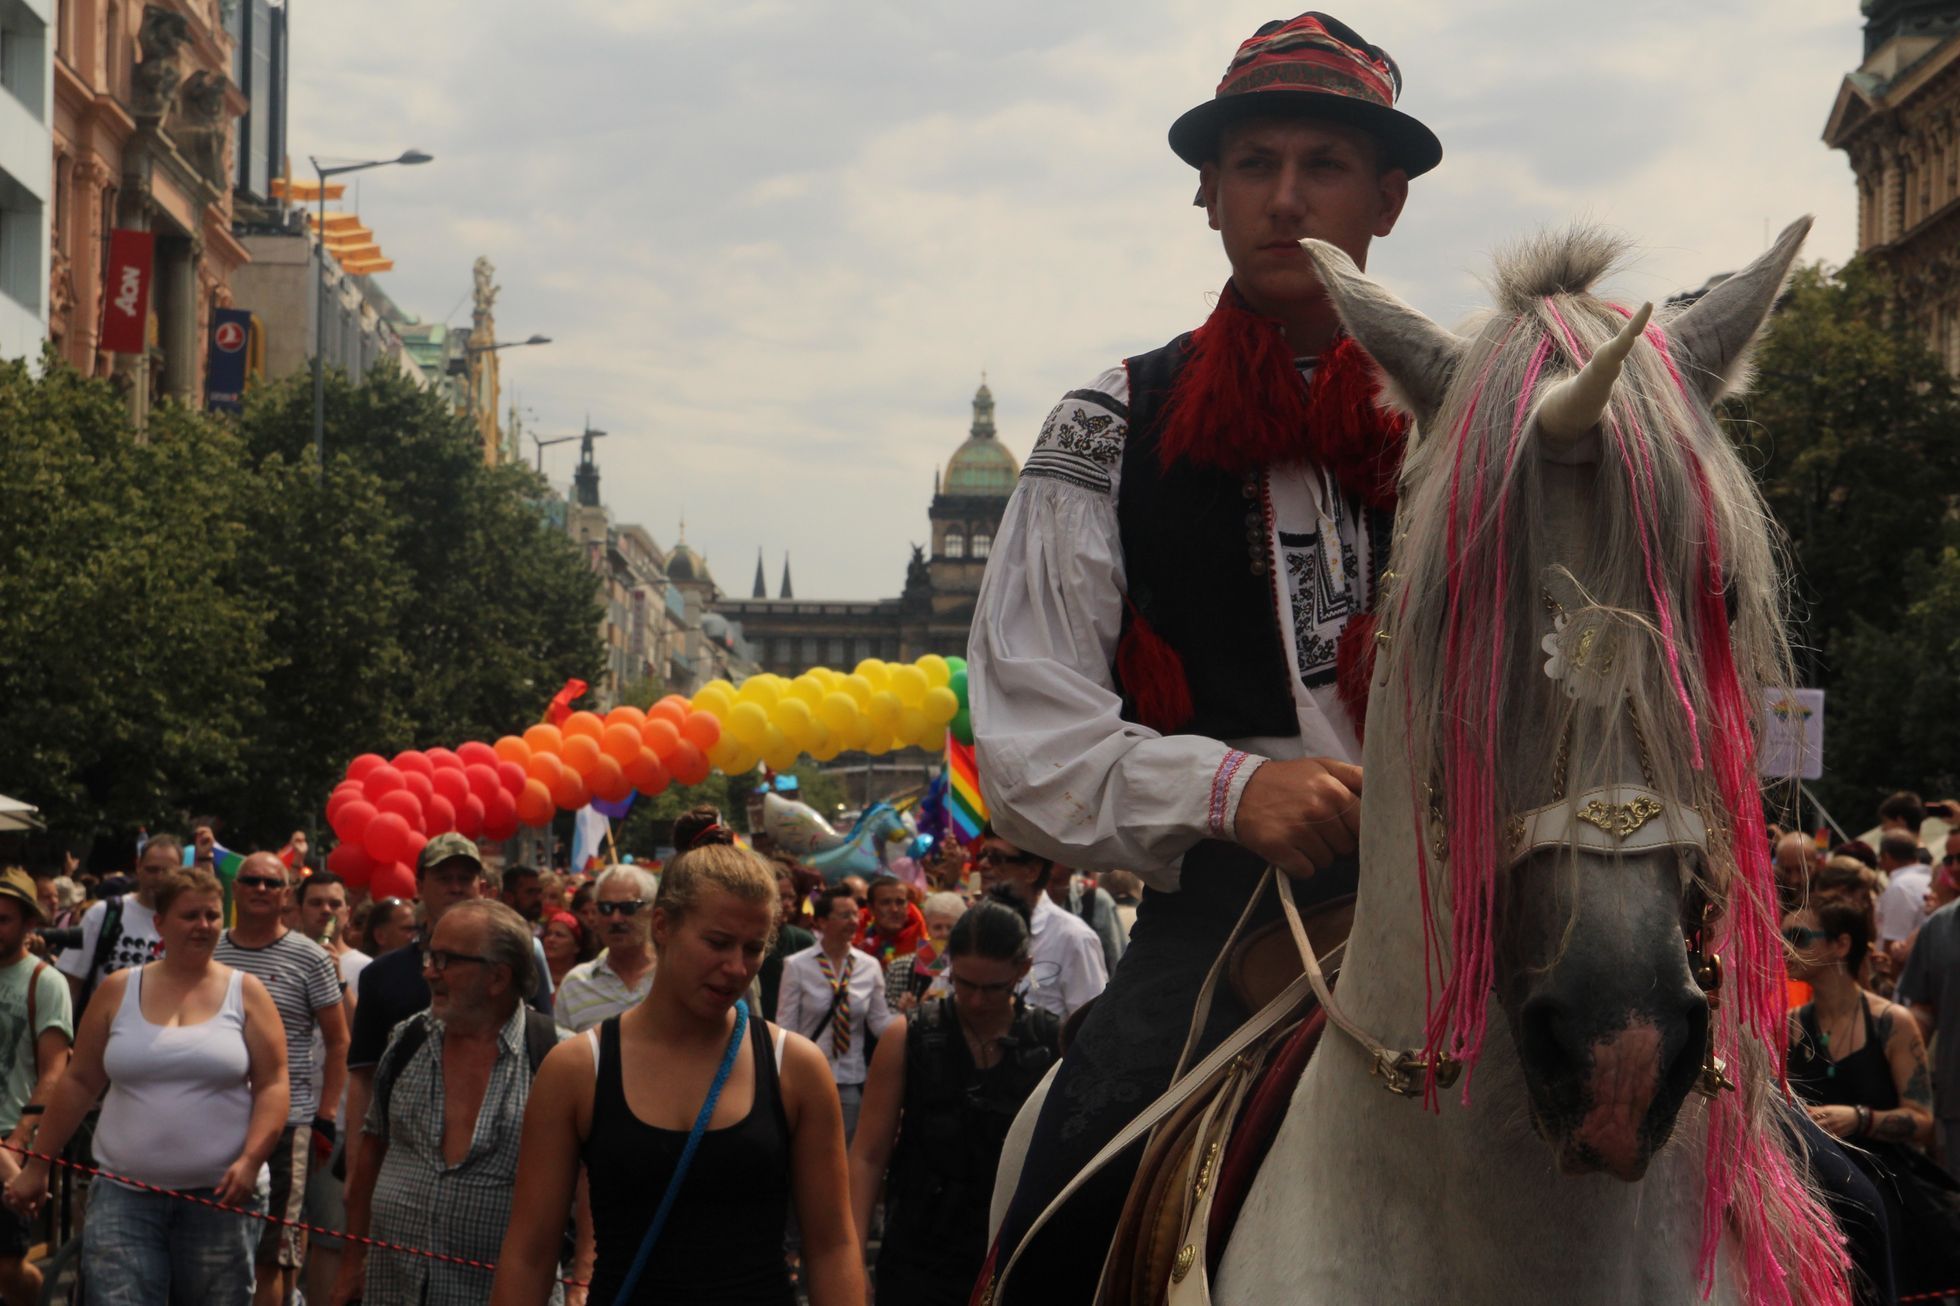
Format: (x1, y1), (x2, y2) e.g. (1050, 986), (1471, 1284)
(846, 714), (874, 750)
(819, 692), (859, 735)
(855, 658), (891, 690)
(707, 736), (744, 771)
(922, 685), (959, 725)
(867, 691), (902, 733)
(811, 736), (843, 763)
(728, 701), (770, 748)
(917, 654), (951, 689)
(890, 665), (928, 707)
(898, 706), (929, 743)
(843, 674), (874, 708)
(791, 675), (825, 707)
(699, 678), (736, 701)
(691, 685), (734, 721)
(916, 724), (949, 752)
(862, 730), (896, 756)
(773, 698), (815, 750)
(761, 725), (791, 760)
(737, 676), (780, 709)
(721, 745), (759, 774)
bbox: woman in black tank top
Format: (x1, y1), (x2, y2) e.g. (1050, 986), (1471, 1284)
(490, 845), (866, 1306)
(1784, 897), (1960, 1299)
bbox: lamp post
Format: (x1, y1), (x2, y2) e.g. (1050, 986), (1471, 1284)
(530, 425), (606, 475)
(310, 149), (433, 484)
(462, 334), (552, 436)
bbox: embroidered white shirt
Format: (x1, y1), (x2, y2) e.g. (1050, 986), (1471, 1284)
(969, 362), (1372, 892)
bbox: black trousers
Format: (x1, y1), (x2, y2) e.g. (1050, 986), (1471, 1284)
(991, 844), (1355, 1304)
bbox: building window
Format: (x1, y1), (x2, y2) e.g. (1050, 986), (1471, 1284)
(944, 531), (964, 559)
(802, 636), (820, 666)
(854, 637), (873, 662)
(971, 532), (992, 559)
(828, 638), (846, 665)
(774, 637), (794, 667)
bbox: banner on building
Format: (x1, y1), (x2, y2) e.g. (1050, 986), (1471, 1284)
(205, 307), (254, 411)
(1759, 688), (1825, 781)
(100, 229), (155, 355)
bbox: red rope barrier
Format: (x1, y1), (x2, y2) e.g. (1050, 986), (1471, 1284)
(1, 1140), (588, 1289)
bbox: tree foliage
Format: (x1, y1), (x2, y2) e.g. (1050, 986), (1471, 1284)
(1726, 260), (1960, 821)
(0, 358), (603, 854)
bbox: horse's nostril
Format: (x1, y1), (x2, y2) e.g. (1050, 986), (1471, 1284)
(1661, 991), (1710, 1103)
(1518, 994), (1579, 1080)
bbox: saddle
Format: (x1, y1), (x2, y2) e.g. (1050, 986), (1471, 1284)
(1095, 890), (1353, 1306)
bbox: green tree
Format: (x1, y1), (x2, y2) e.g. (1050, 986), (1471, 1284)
(1728, 260), (1960, 820)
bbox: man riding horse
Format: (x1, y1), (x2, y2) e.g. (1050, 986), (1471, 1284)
(967, 13), (1437, 1299)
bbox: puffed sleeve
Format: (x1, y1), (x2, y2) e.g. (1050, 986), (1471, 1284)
(968, 375), (1264, 892)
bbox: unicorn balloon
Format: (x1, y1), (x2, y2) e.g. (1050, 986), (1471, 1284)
(761, 791), (845, 856)
(805, 803), (915, 883)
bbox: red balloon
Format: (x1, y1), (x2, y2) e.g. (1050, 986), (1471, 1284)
(588, 754), (631, 803)
(377, 788), (425, 831)
(496, 759), (528, 797)
(326, 842), (375, 888)
(625, 748), (670, 795)
(345, 753), (388, 783)
(431, 767), (470, 807)
(402, 769), (435, 807)
(402, 831), (427, 869)
(456, 793), (487, 839)
(464, 763), (502, 804)
(641, 719), (682, 762)
(484, 788), (520, 840)
(362, 764), (406, 803)
(516, 779), (555, 826)
(371, 860), (418, 901)
(425, 746), (465, 772)
(331, 799), (377, 843)
(682, 711), (721, 752)
(392, 750), (435, 779)
(456, 740), (500, 769)
(326, 785), (363, 825)
(669, 741), (710, 786)
(364, 812), (411, 864)
(424, 793), (457, 835)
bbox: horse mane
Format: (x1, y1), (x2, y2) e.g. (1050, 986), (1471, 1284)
(1383, 226), (1841, 1304)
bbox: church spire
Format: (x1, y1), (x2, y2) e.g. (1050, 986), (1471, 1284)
(970, 373), (996, 440)
(780, 553), (794, 599)
(752, 548), (767, 599)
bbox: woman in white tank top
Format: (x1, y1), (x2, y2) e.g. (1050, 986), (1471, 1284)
(3, 868), (290, 1305)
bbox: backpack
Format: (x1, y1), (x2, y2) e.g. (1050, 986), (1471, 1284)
(78, 896), (126, 1010)
(375, 1007), (560, 1125)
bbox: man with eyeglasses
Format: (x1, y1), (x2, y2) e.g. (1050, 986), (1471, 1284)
(1899, 828), (1960, 1166)
(216, 852), (349, 1306)
(974, 826), (1107, 1021)
(553, 864), (660, 1032)
(780, 885), (897, 1139)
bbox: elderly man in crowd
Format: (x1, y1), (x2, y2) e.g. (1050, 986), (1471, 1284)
(333, 900), (574, 1305)
(553, 864), (658, 1032)
(215, 852), (348, 1306)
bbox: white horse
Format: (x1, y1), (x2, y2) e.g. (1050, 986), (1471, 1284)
(1215, 219), (1846, 1305)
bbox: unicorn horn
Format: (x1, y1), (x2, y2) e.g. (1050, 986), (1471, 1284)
(1535, 302), (1654, 446)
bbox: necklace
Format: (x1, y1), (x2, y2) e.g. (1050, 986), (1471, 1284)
(1814, 998), (1861, 1079)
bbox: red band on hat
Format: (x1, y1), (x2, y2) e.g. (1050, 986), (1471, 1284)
(1216, 17), (1397, 109)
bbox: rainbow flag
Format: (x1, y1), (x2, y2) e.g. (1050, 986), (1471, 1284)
(947, 739), (987, 845)
(184, 843), (247, 923)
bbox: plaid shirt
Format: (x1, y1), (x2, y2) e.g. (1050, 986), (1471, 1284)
(363, 1004), (567, 1306)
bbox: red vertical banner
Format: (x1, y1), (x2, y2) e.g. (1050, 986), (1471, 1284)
(99, 229), (155, 355)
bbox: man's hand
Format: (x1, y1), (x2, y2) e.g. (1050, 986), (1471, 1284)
(1233, 758), (1363, 878)
(214, 1154), (258, 1206)
(331, 1248), (369, 1306)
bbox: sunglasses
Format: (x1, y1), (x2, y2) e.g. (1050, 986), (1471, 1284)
(950, 974), (1019, 997)
(420, 947), (493, 973)
(236, 875), (287, 891)
(596, 900), (651, 917)
(1781, 927), (1826, 947)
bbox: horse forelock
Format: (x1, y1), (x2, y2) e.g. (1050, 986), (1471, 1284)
(1486, 226), (1634, 317)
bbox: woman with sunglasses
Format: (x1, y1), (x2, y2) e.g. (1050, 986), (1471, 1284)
(846, 894), (1062, 1305)
(1785, 892), (1960, 1298)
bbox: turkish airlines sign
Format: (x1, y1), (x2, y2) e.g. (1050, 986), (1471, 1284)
(100, 229), (154, 355)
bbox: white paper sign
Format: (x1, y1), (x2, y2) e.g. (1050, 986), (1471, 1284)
(1759, 688), (1825, 781)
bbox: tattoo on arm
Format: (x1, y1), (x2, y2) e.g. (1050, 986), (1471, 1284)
(1874, 1111), (1917, 1142)
(1903, 1055), (1934, 1110)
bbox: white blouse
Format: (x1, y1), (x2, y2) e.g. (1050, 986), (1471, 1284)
(969, 363), (1373, 893)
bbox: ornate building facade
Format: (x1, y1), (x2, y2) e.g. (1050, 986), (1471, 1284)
(1825, 0), (1960, 370)
(49, 0), (249, 418)
(714, 380), (1019, 676)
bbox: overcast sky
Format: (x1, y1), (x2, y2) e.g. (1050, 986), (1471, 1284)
(289, 0), (1866, 600)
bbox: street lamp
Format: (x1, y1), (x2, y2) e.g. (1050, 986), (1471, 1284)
(460, 334), (551, 432)
(467, 333), (553, 354)
(310, 149), (433, 483)
(531, 425), (607, 475)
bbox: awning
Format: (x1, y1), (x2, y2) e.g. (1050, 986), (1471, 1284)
(0, 795), (44, 833)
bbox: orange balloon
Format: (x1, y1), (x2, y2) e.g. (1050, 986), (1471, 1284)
(682, 711), (722, 752)
(588, 754), (631, 803)
(493, 734), (533, 767)
(550, 768), (589, 810)
(523, 723), (564, 757)
(649, 700), (688, 730)
(605, 704), (647, 734)
(516, 779), (555, 826)
(601, 722), (643, 765)
(641, 718), (682, 761)
(625, 747), (670, 794)
(560, 734), (602, 778)
(526, 751), (565, 786)
(670, 740), (710, 786)
(563, 710), (605, 741)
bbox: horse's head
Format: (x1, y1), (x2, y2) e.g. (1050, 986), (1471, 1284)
(1299, 220), (1809, 1181)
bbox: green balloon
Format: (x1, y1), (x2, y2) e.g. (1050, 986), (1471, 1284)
(951, 706), (973, 746)
(945, 655), (966, 677)
(949, 668), (969, 709)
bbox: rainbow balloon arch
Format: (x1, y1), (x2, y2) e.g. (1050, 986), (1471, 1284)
(324, 655), (972, 898)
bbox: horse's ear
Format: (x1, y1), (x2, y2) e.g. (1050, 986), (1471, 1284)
(1298, 238), (1465, 425)
(1664, 216), (1812, 402)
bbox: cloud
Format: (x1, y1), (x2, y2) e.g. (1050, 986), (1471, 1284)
(286, 0), (1867, 599)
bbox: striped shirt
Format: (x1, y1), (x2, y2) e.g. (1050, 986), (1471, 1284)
(215, 929), (341, 1122)
(553, 951), (654, 1033)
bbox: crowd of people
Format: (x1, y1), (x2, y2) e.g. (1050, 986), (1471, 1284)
(0, 808), (1123, 1304)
